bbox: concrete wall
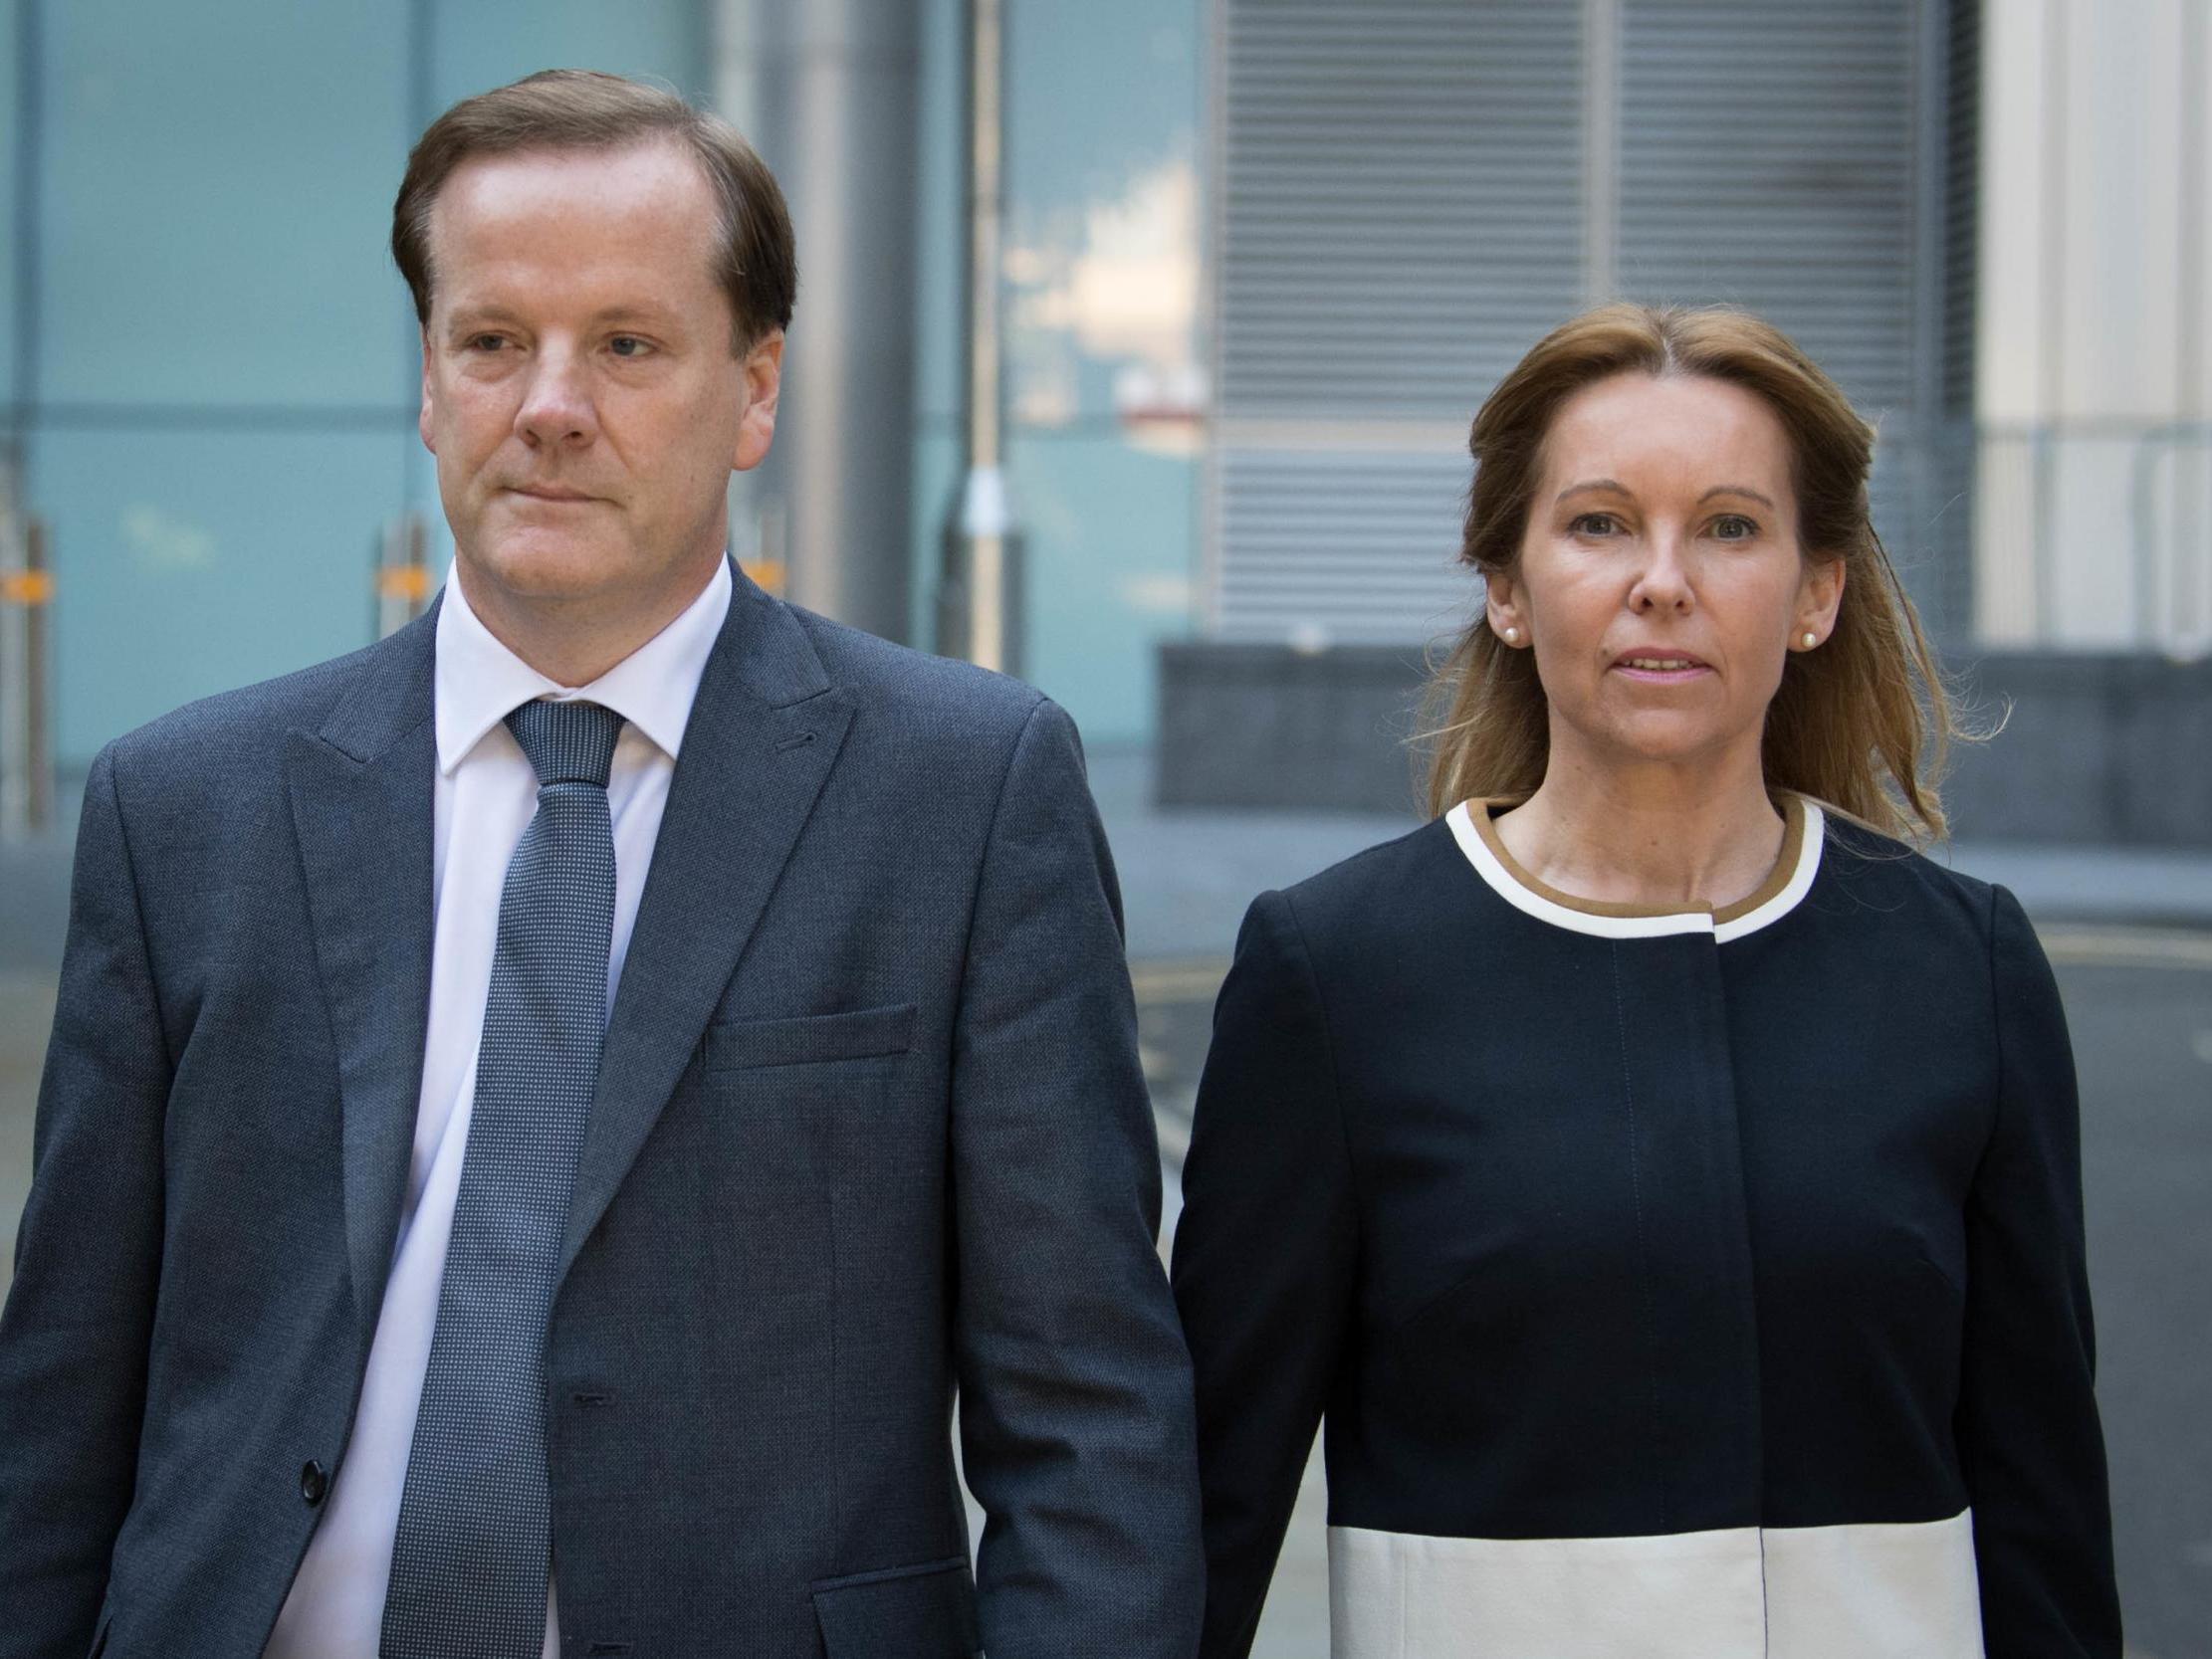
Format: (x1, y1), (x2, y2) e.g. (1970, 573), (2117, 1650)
(1976, 0), (2212, 651)
(1155, 641), (2212, 847)
(1940, 651), (2212, 845)
(1156, 643), (1432, 816)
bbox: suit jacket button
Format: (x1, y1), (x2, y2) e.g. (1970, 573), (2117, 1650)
(300, 1460), (329, 1506)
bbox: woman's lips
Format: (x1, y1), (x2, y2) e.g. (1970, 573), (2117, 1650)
(1611, 653), (1712, 682)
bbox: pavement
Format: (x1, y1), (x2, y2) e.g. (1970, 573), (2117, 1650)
(4, 754), (2210, 1655)
(1082, 749), (2212, 963)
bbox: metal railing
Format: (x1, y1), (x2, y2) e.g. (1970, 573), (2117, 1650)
(1974, 419), (2212, 656)
(2131, 423), (2212, 649)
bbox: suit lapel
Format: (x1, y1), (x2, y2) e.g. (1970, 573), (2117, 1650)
(287, 607), (440, 1348)
(559, 571), (853, 1279)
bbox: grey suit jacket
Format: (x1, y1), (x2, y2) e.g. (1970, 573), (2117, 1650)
(0, 567), (1204, 1658)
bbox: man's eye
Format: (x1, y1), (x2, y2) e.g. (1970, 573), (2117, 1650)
(465, 334), (506, 352)
(609, 335), (649, 357)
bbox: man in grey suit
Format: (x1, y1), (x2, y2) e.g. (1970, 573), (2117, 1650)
(0, 70), (1202, 1658)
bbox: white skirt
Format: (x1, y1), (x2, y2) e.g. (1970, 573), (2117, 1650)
(1327, 1509), (1984, 1658)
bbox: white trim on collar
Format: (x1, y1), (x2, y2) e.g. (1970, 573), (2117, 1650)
(1444, 799), (1826, 943)
(1714, 801), (1825, 942)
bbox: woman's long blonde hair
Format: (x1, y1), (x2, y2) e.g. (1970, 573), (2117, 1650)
(1422, 303), (1963, 839)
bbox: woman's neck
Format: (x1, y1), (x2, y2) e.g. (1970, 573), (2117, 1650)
(1490, 744), (1785, 913)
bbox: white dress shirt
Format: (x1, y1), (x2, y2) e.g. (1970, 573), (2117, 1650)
(266, 556), (732, 1659)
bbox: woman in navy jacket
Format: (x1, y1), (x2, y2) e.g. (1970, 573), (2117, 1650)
(1171, 304), (2120, 1658)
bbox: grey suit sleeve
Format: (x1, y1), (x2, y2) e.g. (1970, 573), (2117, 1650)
(949, 697), (1205, 1658)
(0, 744), (170, 1655)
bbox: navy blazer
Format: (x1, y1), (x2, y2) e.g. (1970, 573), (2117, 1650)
(0, 566), (1204, 1658)
(1173, 799), (2119, 1658)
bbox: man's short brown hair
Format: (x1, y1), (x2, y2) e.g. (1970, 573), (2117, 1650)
(392, 69), (797, 348)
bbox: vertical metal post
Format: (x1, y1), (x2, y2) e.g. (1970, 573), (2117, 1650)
(7, 0), (50, 834)
(750, 0), (923, 644)
(22, 517), (52, 833)
(14, 0), (44, 446)
(2031, 423), (2057, 641)
(1907, 0), (1951, 637)
(2032, 0), (2070, 643)
(2130, 426), (2164, 646)
(375, 514), (431, 639)
(1, 510), (55, 840)
(2173, 1), (2207, 644)
(939, 0), (1022, 677)
(1198, 0), (1229, 641)
(1580, 0), (1621, 307)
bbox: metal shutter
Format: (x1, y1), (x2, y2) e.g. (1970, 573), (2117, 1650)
(1941, 0), (1979, 425)
(1933, 0), (1981, 637)
(1613, 0), (1935, 627)
(1210, 0), (1963, 645)
(1616, 2), (1917, 413)
(1212, 0), (1583, 643)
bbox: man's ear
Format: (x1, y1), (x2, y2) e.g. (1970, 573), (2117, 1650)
(732, 329), (784, 474)
(418, 325), (438, 454)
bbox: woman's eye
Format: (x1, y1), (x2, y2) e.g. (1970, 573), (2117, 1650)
(1569, 512), (1621, 536)
(1712, 514), (1758, 540)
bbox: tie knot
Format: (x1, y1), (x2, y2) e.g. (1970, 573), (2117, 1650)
(505, 699), (624, 787)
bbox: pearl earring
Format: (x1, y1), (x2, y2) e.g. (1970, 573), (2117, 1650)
(1801, 631), (1818, 649)
(1501, 624), (1520, 644)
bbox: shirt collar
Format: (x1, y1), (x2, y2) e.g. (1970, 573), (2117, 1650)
(433, 556), (733, 776)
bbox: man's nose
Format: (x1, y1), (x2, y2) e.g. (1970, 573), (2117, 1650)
(513, 347), (598, 447)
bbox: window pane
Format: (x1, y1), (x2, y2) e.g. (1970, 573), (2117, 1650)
(39, 0), (413, 409)
(430, 0), (707, 108)
(1, 7), (18, 409)
(38, 425), (416, 763)
(1003, 0), (1203, 427)
(1006, 430), (1198, 744)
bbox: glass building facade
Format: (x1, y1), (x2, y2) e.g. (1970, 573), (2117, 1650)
(4, 0), (1209, 772)
(9, 0), (2202, 787)
(907, 0), (1206, 746)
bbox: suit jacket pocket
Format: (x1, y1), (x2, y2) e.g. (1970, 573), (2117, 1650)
(703, 1002), (917, 1072)
(810, 1556), (979, 1657)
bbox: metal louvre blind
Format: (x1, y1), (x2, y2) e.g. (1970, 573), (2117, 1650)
(1217, 449), (1474, 643)
(1219, 0), (1585, 419)
(1613, 0), (1926, 597)
(1941, 0), (1979, 422)
(1930, 0), (1981, 636)
(1211, 0), (1954, 645)
(1214, 0), (1581, 642)
(1617, 1), (1918, 414)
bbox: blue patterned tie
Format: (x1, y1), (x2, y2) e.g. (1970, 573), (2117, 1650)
(381, 699), (624, 1659)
